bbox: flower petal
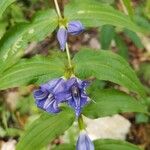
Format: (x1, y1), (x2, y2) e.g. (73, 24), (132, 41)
(34, 89), (49, 110)
(57, 27), (67, 50)
(65, 77), (77, 90)
(76, 131), (94, 150)
(65, 77), (90, 116)
(68, 21), (84, 35)
(67, 95), (89, 117)
(44, 94), (60, 113)
(41, 78), (65, 94)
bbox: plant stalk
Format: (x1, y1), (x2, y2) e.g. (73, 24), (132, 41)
(54, 0), (62, 18)
(65, 43), (72, 68)
(78, 115), (85, 130)
(54, 0), (72, 69)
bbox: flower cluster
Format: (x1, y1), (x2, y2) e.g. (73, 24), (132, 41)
(57, 21), (84, 50)
(34, 77), (90, 117)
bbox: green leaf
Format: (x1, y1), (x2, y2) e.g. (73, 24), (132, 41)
(135, 113), (149, 124)
(51, 139), (141, 150)
(124, 29), (144, 49)
(10, 4), (26, 23)
(122, 0), (134, 19)
(134, 15), (150, 31)
(0, 54), (64, 90)
(138, 63), (150, 81)
(94, 139), (141, 150)
(0, 20), (7, 39)
(83, 89), (148, 118)
(52, 144), (75, 150)
(114, 34), (129, 60)
(73, 49), (145, 97)
(100, 25), (115, 49)
(96, 0), (114, 4)
(17, 108), (75, 150)
(0, 0), (16, 18)
(0, 9), (57, 72)
(65, 0), (143, 33)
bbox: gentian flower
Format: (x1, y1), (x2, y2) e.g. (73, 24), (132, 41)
(57, 21), (84, 50)
(68, 21), (84, 35)
(76, 131), (94, 150)
(64, 77), (90, 117)
(34, 78), (66, 113)
(33, 77), (90, 117)
(57, 27), (68, 51)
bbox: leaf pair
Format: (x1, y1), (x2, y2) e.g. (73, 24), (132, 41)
(0, 49), (146, 97)
(0, 0), (146, 74)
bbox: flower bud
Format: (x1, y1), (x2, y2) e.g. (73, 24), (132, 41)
(76, 131), (94, 150)
(68, 21), (84, 35)
(57, 27), (67, 50)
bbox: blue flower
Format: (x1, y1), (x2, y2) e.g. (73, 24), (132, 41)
(68, 21), (84, 35)
(76, 131), (94, 150)
(57, 21), (84, 50)
(64, 77), (90, 117)
(57, 27), (68, 51)
(33, 77), (90, 117)
(34, 78), (66, 113)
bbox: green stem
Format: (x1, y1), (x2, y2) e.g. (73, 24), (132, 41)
(54, 0), (72, 69)
(65, 43), (72, 68)
(54, 0), (62, 18)
(78, 115), (85, 131)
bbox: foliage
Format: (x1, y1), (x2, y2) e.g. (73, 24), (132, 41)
(17, 107), (75, 150)
(73, 49), (145, 97)
(0, 0), (149, 150)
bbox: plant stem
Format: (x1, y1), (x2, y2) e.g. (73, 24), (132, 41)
(54, 0), (72, 69)
(54, 0), (62, 18)
(65, 43), (72, 68)
(78, 115), (85, 130)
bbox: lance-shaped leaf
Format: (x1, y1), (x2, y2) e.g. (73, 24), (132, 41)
(52, 144), (75, 150)
(124, 29), (144, 49)
(114, 34), (129, 60)
(52, 139), (141, 150)
(100, 25), (115, 50)
(0, 54), (64, 90)
(16, 107), (75, 150)
(94, 139), (141, 150)
(83, 89), (148, 118)
(73, 49), (145, 97)
(0, 9), (57, 72)
(65, 0), (144, 33)
(0, 0), (16, 18)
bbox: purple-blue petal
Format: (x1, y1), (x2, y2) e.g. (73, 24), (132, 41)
(44, 95), (60, 113)
(57, 27), (67, 50)
(34, 89), (49, 109)
(67, 94), (89, 117)
(76, 131), (94, 150)
(68, 21), (84, 35)
(65, 77), (77, 90)
(34, 89), (60, 113)
(40, 78), (65, 94)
